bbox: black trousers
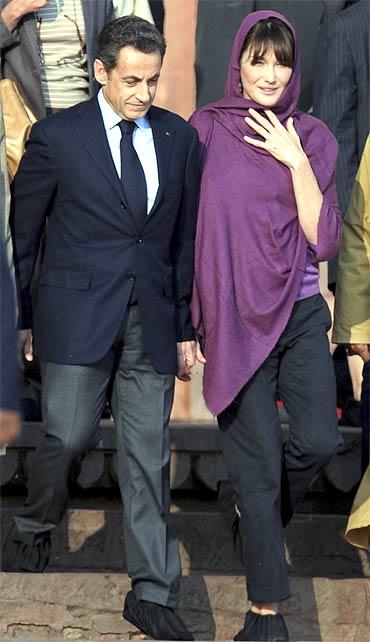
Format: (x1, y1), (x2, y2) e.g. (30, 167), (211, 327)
(218, 294), (341, 603)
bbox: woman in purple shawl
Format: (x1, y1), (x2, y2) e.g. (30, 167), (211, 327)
(191, 11), (342, 642)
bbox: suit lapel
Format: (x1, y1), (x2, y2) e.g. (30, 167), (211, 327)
(72, 99), (122, 198)
(147, 107), (175, 220)
(72, 98), (139, 231)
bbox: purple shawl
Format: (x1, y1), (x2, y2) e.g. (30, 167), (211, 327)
(190, 10), (341, 416)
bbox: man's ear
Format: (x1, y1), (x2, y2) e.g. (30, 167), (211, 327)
(94, 59), (109, 85)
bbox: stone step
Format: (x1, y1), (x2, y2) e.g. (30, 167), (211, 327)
(2, 508), (369, 578)
(1, 572), (369, 641)
(1, 420), (362, 494)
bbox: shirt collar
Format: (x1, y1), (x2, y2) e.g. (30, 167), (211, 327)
(97, 89), (150, 132)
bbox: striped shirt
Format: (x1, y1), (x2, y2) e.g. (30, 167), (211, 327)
(36, 0), (89, 110)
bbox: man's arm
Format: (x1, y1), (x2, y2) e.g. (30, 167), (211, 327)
(313, 14), (357, 215)
(171, 127), (200, 343)
(11, 119), (57, 329)
(0, 0), (48, 37)
(171, 127), (200, 380)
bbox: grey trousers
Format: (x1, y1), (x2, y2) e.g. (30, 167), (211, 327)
(13, 305), (181, 607)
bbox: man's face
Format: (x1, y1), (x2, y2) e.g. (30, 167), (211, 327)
(94, 45), (162, 120)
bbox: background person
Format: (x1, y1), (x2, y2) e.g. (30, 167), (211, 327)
(313, 0), (370, 425)
(191, 11), (342, 641)
(0, 103), (19, 446)
(332, 135), (370, 547)
(0, 238), (20, 446)
(0, 0), (114, 119)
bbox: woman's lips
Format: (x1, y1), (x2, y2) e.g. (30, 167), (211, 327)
(259, 87), (279, 94)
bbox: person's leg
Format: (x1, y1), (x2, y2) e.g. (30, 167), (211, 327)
(3, 355), (113, 571)
(278, 295), (341, 525)
(218, 348), (290, 606)
(361, 361), (370, 472)
(111, 305), (181, 608)
(347, 354), (364, 403)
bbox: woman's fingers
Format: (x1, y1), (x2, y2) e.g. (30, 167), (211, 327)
(248, 108), (274, 132)
(245, 117), (270, 139)
(286, 117), (302, 146)
(264, 109), (283, 128)
(243, 135), (267, 148)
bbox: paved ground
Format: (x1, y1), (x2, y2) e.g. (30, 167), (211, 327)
(1, 572), (370, 641)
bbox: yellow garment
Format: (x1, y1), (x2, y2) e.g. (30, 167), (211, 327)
(333, 136), (370, 550)
(332, 135), (370, 344)
(345, 465), (370, 550)
(0, 79), (37, 182)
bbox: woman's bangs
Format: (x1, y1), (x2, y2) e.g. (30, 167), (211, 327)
(243, 19), (295, 68)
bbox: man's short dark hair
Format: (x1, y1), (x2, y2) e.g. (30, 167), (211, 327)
(96, 15), (166, 73)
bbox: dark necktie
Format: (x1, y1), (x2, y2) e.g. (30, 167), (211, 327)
(118, 119), (147, 227)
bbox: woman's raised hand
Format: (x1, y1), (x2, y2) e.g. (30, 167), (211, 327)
(244, 109), (306, 170)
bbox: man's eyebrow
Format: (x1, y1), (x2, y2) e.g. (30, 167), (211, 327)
(120, 73), (160, 81)
(120, 74), (142, 81)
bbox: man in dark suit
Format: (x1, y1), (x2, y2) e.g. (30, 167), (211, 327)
(4, 16), (199, 641)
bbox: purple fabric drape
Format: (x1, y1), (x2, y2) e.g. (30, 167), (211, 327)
(190, 10), (341, 416)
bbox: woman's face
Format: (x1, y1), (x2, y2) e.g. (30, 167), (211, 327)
(240, 46), (293, 107)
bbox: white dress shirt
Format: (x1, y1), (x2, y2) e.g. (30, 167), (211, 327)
(97, 89), (159, 214)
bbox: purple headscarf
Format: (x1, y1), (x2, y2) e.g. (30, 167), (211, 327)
(190, 11), (341, 416)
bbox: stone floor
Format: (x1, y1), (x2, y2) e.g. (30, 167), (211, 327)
(1, 572), (369, 641)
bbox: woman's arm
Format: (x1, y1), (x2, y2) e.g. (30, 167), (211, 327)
(288, 151), (322, 244)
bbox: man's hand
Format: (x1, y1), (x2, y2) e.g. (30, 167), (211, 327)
(196, 342), (206, 365)
(0, 409), (20, 446)
(18, 328), (33, 363)
(176, 340), (197, 381)
(349, 344), (370, 363)
(1, 0), (49, 31)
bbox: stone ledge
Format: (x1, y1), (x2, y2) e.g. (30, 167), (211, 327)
(1, 573), (369, 641)
(1, 509), (369, 578)
(1, 421), (362, 492)
(6, 420), (362, 451)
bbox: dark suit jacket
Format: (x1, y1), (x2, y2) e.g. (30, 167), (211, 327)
(10, 97), (200, 374)
(0, 0), (114, 120)
(0, 238), (18, 411)
(313, 0), (370, 217)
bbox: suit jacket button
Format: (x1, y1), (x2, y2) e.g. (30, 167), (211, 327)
(120, 202), (126, 209)
(135, 237), (143, 244)
(127, 272), (135, 280)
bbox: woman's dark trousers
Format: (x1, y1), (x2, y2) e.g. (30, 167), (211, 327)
(218, 294), (342, 603)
